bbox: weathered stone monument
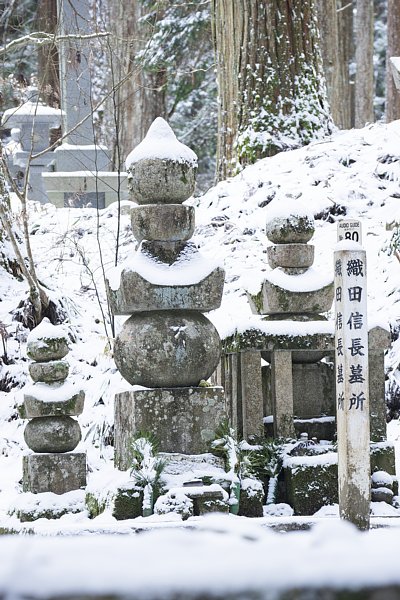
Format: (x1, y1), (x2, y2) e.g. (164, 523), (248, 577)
(107, 118), (227, 470)
(334, 233), (370, 530)
(20, 318), (86, 494)
(245, 203), (335, 440)
(1, 87), (62, 203)
(42, 0), (128, 208)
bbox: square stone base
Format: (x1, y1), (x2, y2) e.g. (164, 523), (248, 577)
(23, 453), (86, 494)
(114, 387), (227, 470)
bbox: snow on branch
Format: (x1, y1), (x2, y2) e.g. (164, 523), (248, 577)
(0, 31), (110, 57)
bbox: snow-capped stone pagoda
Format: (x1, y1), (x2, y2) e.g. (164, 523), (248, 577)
(20, 319), (86, 494)
(107, 118), (227, 470)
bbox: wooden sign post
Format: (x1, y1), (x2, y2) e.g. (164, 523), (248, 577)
(334, 233), (370, 530)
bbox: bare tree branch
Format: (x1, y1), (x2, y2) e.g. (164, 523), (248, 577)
(0, 31), (110, 57)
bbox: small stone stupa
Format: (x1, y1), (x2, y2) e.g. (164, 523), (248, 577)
(20, 319), (86, 494)
(245, 202), (335, 440)
(248, 202), (333, 319)
(107, 118), (227, 470)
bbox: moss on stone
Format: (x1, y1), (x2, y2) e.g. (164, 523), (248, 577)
(370, 442), (396, 475)
(112, 487), (143, 520)
(284, 461), (338, 516)
(238, 480), (264, 518)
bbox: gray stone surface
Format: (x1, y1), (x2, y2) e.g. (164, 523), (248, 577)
(114, 387), (227, 469)
(128, 158), (196, 204)
(131, 204), (195, 242)
(368, 327), (390, 442)
(240, 351), (264, 438)
(271, 350), (295, 438)
(141, 240), (189, 264)
(23, 388), (85, 418)
(371, 487), (394, 504)
(267, 243), (315, 270)
(29, 360), (69, 383)
(292, 362), (335, 418)
(108, 265), (225, 314)
(23, 452), (86, 494)
(248, 279), (334, 315)
(24, 416), (81, 453)
(27, 338), (69, 363)
(113, 311), (221, 387)
(266, 214), (315, 244)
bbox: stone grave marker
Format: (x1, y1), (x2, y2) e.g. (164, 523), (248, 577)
(334, 233), (370, 530)
(20, 318), (86, 494)
(107, 118), (227, 469)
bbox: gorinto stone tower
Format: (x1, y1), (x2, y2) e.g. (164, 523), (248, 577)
(107, 118), (227, 469)
(20, 319), (86, 494)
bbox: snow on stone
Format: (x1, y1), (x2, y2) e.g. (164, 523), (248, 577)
(371, 470), (394, 487)
(23, 381), (79, 403)
(108, 243), (222, 289)
(27, 318), (67, 345)
(125, 117), (198, 168)
(265, 197), (314, 222)
(265, 266), (333, 292)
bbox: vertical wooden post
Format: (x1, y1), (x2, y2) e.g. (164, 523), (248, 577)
(335, 240), (370, 530)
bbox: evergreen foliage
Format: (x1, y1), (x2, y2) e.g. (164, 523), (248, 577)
(138, 0), (217, 190)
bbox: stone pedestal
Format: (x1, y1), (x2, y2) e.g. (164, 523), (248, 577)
(23, 453), (86, 494)
(115, 387), (227, 469)
(43, 171), (128, 208)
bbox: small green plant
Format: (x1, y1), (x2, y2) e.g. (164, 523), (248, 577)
(129, 433), (165, 517)
(245, 435), (283, 505)
(211, 419), (241, 514)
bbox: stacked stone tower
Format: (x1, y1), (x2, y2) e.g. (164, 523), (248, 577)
(245, 203), (335, 440)
(107, 118), (227, 470)
(248, 203), (333, 318)
(21, 318), (86, 494)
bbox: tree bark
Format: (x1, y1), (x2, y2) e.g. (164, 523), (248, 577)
(36, 0), (60, 108)
(354, 0), (374, 127)
(109, 0), (167, 169)
(212, 0), (332, 181)
(316, 0), (347, 128)
(337, 0), (354, 128)
(386, 0), (400, 122)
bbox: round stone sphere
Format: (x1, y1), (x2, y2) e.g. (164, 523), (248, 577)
(266, 213), (315, 244)
(24, 416), (81, 453)
(128, 158), (197, 204)
(131, 204), (195, 242)
(114, 311), (221, 387)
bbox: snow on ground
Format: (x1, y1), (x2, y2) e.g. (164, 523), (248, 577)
(2, 516), (400, 597)
(0, 122), (400, 573)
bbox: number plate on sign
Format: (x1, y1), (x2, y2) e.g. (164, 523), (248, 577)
(337, 219), (362, 244)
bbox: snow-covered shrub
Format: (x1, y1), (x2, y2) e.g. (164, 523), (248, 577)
(154, 490), (193, 521)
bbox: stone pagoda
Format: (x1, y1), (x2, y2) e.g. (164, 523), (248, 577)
(107, 118), (227, 470)
(20, 318), (86, 494)
(244, 203), (335, 440)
